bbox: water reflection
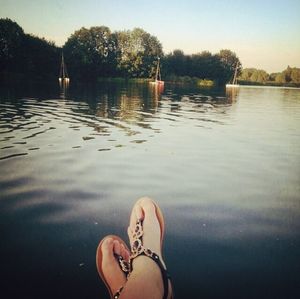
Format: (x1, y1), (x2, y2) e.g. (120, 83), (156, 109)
(0, 82), (238, 162)
(1, 82), (299, 299)
(226, 86), (239, 103)
(59, 79), (69, 99)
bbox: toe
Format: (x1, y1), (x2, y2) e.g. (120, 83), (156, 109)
(124, 248), (130, 261)
(101, 237), (114, 256)
(141, 198), (156, 212)
(120, 243), (130, 261)
(98, 237), (128, 296)
(113, 239), (121, 256)
(135, 204), (144, 221)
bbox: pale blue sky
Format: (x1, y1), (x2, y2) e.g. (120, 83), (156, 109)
(1, 0), (300, 72)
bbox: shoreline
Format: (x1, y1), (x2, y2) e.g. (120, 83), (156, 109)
(2, 72), (300, 90)
(236, 84), (300, 90)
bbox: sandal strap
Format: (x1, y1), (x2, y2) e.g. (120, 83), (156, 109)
(130, 219), (170, 299)
(113, 286), (124, 299)
(110, 255), (128, 299)
(116, 254), (130, 276)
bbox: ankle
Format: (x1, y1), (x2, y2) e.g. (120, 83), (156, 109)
(131, 256), (163, 287)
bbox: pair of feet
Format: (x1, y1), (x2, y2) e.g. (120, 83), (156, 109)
(96, 197), (171, 299)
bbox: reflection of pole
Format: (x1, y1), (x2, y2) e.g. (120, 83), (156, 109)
(59, 79), (69, 99)
(226, 86), (239, 103)
(149, 80), (164, 105)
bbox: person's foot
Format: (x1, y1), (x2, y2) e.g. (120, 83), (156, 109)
(127, 197), (171, 298)
(128, 197), (164, 264)
(96, 235), (130, 297)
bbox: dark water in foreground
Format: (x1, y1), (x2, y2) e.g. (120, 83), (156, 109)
(0, 82), (300, 299)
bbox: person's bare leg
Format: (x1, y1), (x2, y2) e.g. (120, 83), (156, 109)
(120, 197), (166, 299)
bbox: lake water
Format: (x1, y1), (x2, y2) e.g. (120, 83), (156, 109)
(0, 82), (299, 299)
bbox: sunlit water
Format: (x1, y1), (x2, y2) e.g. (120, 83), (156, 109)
(0, 82), (299, 298)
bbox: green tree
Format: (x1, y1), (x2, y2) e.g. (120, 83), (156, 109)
(115, 28), (163, 78)
(290, 68), (300, 83)
(216, 49), (242, 84)
(188, 51), (209, 78)
(164, 48), (242, 85)
(64, 26), (162, 79)
(240, 68), (255, 81)
(269, 72), (279, 82)
(284, 66), (292, 82)
(250, 69), (269, 83)
(21, 34), (60, 78)
(277, 66), (300, 84)
(63, 26), (117, 80)
(114, 30), (131, 76)
(0, 18), (59, 80)
(275, 73), (286, 84)
(164, 49), (186, 76)
(0, 18), (24, 71)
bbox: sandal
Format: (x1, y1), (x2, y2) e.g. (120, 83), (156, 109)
(129, 199), (173, 299)
(96, 235), (130, 299)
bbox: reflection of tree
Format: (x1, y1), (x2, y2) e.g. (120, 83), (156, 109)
(156, 86), (238, 127)
(118, 94), (144, 121)
(67, 82), (239, 137)
(72, 83), (161, 131)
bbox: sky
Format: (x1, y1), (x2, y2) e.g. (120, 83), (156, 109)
(1, 0), (300, 73)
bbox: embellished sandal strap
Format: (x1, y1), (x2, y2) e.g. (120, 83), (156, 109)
(130, 219), (170, 299)
(115, 254), (130, 276)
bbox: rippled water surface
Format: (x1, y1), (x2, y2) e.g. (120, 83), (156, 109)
(1, 82), (300, 298)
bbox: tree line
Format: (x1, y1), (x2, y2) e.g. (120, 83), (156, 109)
(0, 18), (241, 85)
(63, 25), (242, 85)
(239, 67), (300, 85)
(1, 18), (299, 87)
(163, 49), (241, 85)
(0, 18), (60, 81)
(63, 26), (163, 80)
